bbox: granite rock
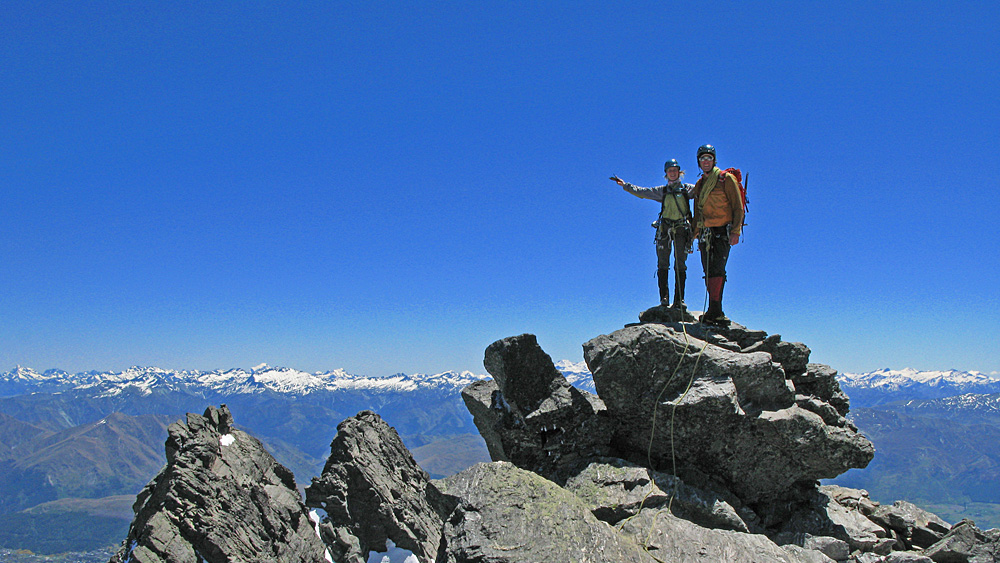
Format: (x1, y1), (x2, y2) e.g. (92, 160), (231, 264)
(304, 410), (454, 563)
(109, 405), (327, 563)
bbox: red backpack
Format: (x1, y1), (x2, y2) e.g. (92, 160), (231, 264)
(720, 167), (749, 226)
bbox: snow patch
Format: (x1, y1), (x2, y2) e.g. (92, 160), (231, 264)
(367, 539), (422, 563)
(219, 434), (235, 447)
(308, 510), (336, 562)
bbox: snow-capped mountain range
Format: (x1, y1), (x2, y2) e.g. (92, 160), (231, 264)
(3, 364), (998, 405)
(839, 368), (1000, 389)
(0, 364), (488, 398)
(837, 368), (1000, 407)
(554, 359), (596, 394)
(897, 393), (1000, 416)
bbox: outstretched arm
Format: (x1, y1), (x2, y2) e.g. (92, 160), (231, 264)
(612, 177), (666, 202)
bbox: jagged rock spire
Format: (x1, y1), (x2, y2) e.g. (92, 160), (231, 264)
(109, 405), (328, 563)
(304, 410), (453, 563)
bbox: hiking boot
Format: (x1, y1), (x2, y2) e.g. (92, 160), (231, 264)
(657, 269), (670, 306)
(673, 270), (686, 309)
(699, 300), (729, 326)
(704, 312), (730, 327)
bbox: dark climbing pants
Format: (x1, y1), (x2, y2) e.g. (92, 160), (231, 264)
(699, 226), (731, 280)
(656, 222), (691, 303)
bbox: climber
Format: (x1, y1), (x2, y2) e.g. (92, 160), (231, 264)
(611, 159), (694, 309)
(692, 144), (744, 327)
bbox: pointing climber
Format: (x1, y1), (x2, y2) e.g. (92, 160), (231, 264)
(692, 144), (744, 327)
(611, 159), (694, 309)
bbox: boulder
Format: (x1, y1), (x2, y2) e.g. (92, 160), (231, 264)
(883, 552), (935, 563)
(869, 501), (952, 549)
(563, 458), (749, 532)
(314, 524), (364, 563)
(778, 487), (888, 551)
(797, 364), (851, 416)
(304, 410), (453, 563)
(583, 324), (873, 505)
(782, 544), (838, 562)
(802, 535), (851, 561)
(463, 334), (615, 481)
(689, 320), (812, 377)
(796, 394), (850, 428)
(911, 525), (948, 550)
(483, 333), (571, 414)
(436, 462), (657, 563)
(109, 405), (327, 563)
(461, 379), (512, 463)
(923, 519), (998, 563)
(619, 508), (823, 562)
(638, 303), (697, 324)
(641, 316), (743, 352)
(819, 485), (882, 519)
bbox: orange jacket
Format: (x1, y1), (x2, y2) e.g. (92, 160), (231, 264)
(693, 168), (744, 237)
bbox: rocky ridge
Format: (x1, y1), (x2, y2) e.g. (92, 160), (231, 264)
(109, 406), (328, 563)
(110, 309), (1000, 562)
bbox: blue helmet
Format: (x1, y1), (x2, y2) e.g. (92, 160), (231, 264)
(697, 145), (716, 160)
(664, 159), (680, 172)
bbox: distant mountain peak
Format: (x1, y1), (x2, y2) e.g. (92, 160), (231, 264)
(838, 368), (1000, 407)
(1, 364), (491, 398)
(840, 368), (1000, 385)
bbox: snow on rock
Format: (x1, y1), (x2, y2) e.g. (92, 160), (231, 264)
(367, 539), (420, 563)
(308, 510), (336, 563)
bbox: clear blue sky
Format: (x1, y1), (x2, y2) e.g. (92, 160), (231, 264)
(2, 1), (998, 376)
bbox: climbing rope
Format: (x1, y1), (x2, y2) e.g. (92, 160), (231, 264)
(616, 319), (711, 548)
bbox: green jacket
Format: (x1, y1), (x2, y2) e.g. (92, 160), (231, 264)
(622, 180), (693, 222)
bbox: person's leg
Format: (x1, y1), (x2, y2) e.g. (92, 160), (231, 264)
(705, 227), (731, 325)
(656, 235), (672, 305)
(672, 230), (689, 309)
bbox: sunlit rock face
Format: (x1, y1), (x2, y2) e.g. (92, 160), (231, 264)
(583, 323), (874, 506)
(304, 410), (454, 563)
(109, 405), (327, 563)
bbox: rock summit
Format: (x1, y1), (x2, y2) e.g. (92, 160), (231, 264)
(111, 313), (1000, 562)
